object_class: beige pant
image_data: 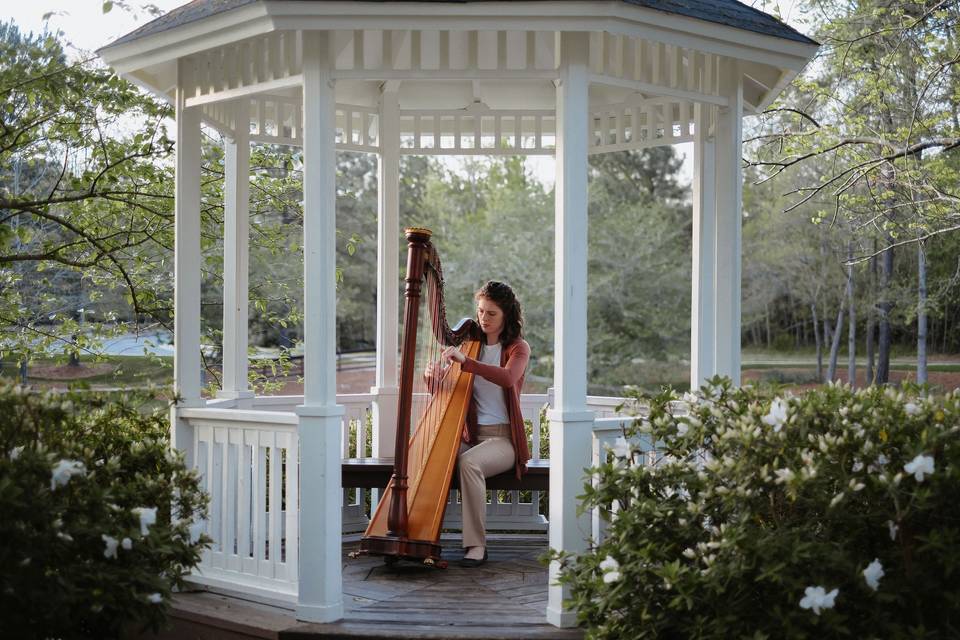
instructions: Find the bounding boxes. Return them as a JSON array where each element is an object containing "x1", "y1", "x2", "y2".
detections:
[{"x1": 458, "y1": 424, "x2": 516, "y2": 549}]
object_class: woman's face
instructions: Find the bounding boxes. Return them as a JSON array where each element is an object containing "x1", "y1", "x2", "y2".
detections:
[{"x1": 476, "y1": 297, "x2": 505, "y2": 343}]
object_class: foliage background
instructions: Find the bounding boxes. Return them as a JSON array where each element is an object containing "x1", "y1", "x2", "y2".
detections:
[
  {"x1": 551, "y1": 380, "x2": 960, "y2": 639},
  {"x1": 0, "y1": 384, "x2": 208, "y2": 639}
]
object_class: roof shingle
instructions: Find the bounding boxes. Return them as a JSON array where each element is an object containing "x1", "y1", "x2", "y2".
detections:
[{"x1": 102, "y1": 0, "x2": 816, "y2": 51}]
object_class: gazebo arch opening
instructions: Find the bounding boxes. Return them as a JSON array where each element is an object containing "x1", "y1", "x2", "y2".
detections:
[{"x1": 98, "y1": 0, "x2": 816, "y2": 628}]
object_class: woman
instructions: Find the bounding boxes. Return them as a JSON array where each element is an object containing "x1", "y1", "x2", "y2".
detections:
[{"x1": 432, "y1": 280, "x2": 531, "y2": 568}]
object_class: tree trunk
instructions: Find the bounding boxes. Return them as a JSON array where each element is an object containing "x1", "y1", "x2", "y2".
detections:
[
  {"x1": 823, "y1": 313, "x2": 832, "y2": 360},
  {"x1": 944, "y1": 299, "x2": 950, "y2": 353},
  {"x1": 847, "y1": 244, "x2": 856, "y2": 386},
  {"x1": 827, "y1": 295, "x2": 846, "y2": 382},
  {"x1": 866, "y1": 247, "x2": 877, "y2": 384},
  {"x1": 765, "y1": 302, "x2": 772, "y2": 349},
  {"x1": 876, "y1": 240, "x2": 894, "y2": 384},
  {"x1": 917, "y1": 243, "x2": 928, "y2": 384},
  {"x1": 811, "y1": 303, "x2": 823, "y2": 382}
]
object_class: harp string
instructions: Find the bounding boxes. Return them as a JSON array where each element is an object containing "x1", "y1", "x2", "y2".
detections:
[{"x1": 409, "y1": 266, "x2": 452, "y2": 490}]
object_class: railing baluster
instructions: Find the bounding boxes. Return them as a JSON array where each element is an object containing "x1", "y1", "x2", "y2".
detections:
[{"x1": 256, "y1": 431, "x2": 268, "y2": 575}]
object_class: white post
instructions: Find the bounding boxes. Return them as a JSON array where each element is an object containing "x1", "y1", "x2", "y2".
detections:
[
  {"x1": 690, "y1": 102, "x2": 717, "y2": 389},
  {"x1": 171, "y1": 63, "x2": 204, "y2": 468},
  {"x1": 296, "y1": 30, "x2": 345, "y2": 623},
  {"x1": 546, "y1": 31, "x2": 595, "y2": 629},
  {"x1": 714, "y1": 62, "x2": 743, "y2": 384},
  {"x1": 219, "y1": 99, "x2": 253, "y2": 406},
  {"x1": 370, "y1": 84, "x2": 400, "y2": 460}
]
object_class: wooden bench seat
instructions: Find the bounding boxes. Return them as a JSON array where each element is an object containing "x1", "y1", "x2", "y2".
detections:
[{"x1": 342, "y1": 458, "x2": 550, "y2": 492}]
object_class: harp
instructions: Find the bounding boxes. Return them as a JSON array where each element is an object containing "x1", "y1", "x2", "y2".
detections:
[{"x1": 359, "y1": 228, "x2": 481, "y2": 564}]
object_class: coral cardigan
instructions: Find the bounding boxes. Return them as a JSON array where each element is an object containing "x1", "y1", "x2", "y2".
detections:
[{"x1": 460, "y1": 338, "x2": 532, "y2": 479}]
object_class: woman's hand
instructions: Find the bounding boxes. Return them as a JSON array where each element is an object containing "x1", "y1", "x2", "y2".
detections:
[{"x1": 442, "y1": 345, "x2": 466, "y2": 364}]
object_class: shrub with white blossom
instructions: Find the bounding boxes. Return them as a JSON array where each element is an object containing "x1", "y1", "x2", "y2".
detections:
[
  {"x1": 549, "y1": 377, "x2": 960, "y2": 639},
  {"x1": 0, "y1": 384, "x2": 209, "y2": 639}
]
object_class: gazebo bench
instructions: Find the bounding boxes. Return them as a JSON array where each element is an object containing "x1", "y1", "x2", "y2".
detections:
[{"x1": 342, "y1": 458, "x2": 550, "y2": 492}]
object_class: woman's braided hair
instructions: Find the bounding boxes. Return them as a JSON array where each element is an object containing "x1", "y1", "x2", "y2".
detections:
[{"x1": 474, "y1": 280, "x2": 524, "y2": 345}]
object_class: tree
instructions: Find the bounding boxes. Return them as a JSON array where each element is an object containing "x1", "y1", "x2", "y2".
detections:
[
  {"x1": 749, "y1": 0, "x2": 960, "y2": 382},
  {"x1": 0, "y1": 22, "x2": 176, "y2": 365}
]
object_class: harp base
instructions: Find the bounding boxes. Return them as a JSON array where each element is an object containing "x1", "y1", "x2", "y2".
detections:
[{"x1": 358, "y1": 535, "x2": 444, "y2": 563}]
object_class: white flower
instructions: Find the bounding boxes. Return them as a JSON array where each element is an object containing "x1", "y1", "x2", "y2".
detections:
[
  {"x1": 102, "y1": 534, "x2": 119, "y2": 559},
  {"x1": 852, "y1": 460, "x2": 864, "y2": 473},
  {"x1": 121, "y1": 537, "x2": 132, "y2": 551},
  {"x1": 598, "y1": 555, "x2": 621, "y2": 583},
  {"x1": 903, "y1": 454, "x2": 935, "y2": 482},
  {"x1": 799, "y1": 586, "x2": 838, "y2": 615},
  {"x1": 134, "y1": 507, "x2": 158, "y2": 536},
  {"x1": 146, "y1": 593, "x2": 163, "y2": 604},
  {"x1": 762, "y1": 398, "x2": 788, "y2": 432},
  {"x1": 676, "y1": 422, "x2": 689, "y2": 437},
  {"x1": 876, "y1": 454, "x2": 888, "y2": 466},
  {"x1": 904, "y1": 402, "x2": 920, "y2": 416},
  {"x1": 682, "y1": 548, "x2": 696, "y2": 559},
  {"x1": 863, "y1": 559, "x2": 884, "y2": 591},
  {"x1": 829, "y1": 492, "x2": 845, "y2": 508},
  {"x1": 57, "y1": 532, "x2": 73, "y2": 542},
  {"x1": 887, "y1": 520, "x2": 898, "y2": 541},
  {"x1": 611, "y1": 437, "x2": 630, "y2": 459},
  {"x1": 50, "y1": 459, "x2": 86, "y2": 490},
  {"x1": 773, "y1": 468, "x2": 795, "y2": 484},
  {"x1": 599, "y1": 555, "x2": 620, "y2": 573},
  {"x1": 10, "y1": 446, "x2": 23, "y2": 461}
]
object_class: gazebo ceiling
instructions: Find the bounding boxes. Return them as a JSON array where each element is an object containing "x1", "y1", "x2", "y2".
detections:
[{"x1": 98, "y1": 0, "x2": 817, "y2": 154}]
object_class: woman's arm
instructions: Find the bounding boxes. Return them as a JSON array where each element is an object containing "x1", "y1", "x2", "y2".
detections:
[{"x1": 460, "y1": 340, "x2": 530, "y2": 389}]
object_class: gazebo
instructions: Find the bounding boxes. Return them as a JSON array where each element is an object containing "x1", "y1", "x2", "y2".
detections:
[{"x1": 98, "y1": 0, "x2": 816, "y2": 629}]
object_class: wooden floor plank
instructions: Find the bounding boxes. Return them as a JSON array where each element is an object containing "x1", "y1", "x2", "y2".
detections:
[{"x1": 147, "y1": 537, "x2": 583, "y2": 640}]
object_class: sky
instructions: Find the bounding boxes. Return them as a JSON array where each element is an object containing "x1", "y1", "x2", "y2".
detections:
[
  {"x1": 3, "y1": 0, "x2": 808, "y2": 189},
  {"x1": 3, "y1": 1, "x2": 185, "y2": 54}
]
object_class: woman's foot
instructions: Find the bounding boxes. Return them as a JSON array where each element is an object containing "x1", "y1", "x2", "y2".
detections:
[{"x1": 458, "y1": 546, "x2": 488, "y2": 567}]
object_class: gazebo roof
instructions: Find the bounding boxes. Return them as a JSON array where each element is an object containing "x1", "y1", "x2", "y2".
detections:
[
  {"x1": 98, "y1": 0, "x2": 818, "y2": 153},
  {"x1": 106, "y1": 0, "x2": 816, "y2": 50}
]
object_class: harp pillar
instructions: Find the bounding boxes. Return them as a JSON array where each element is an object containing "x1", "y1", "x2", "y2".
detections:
[
  {"x1": 546, "y1": 31, "x2": 594, "y2": 629},
  {"x1": 296, "y1": 30, "x2": 345, "y2": 624},
  {"x1": 218, "y1": 98, "x2": 253, "y2": 407},
  {"x1": 371, "y1": 83, "x2": 401, "y2": 460},
  {"x1": 713, "y1": 62, "x2": 743, "y2": 385}
]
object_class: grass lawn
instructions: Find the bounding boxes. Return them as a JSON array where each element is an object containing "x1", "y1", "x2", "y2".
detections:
[
  {"x1": 743, "y1": 361, "x2": 960, "y2": 373},
  {"x1": 1, "y1": 355, "x2": 173, "y2": 388}
]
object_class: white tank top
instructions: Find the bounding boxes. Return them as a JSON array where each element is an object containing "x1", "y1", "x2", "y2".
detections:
[{"x1": 473, "y1": 343, "x2": 510, "y2": 425}]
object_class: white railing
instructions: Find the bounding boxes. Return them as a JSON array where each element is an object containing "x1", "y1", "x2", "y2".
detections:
[
  {"x1": 181, "y1": 407, "x2": 299, "y2": 604},
  {"x1": 591, "y1": 408, "x2": 673, "y2": 544},
  {"x1": 179, "y1": 392, "x2": 638, "y2": 601},
  {"x1": 339, "y1": 394, "x2": 374, "y2": 533}
]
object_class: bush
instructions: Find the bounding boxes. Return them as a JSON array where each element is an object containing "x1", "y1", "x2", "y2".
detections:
[
  {"x1": 0, "y1": 384, "x2": 209, "y2": 639},
  {"x1": 551, "y1": 377, "x2": 960, "y2": 639}
]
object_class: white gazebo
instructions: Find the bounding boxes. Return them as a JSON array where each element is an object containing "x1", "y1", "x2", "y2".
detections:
[{"x1": 99, "y1": 0, "x2": 816, "y2": 628}]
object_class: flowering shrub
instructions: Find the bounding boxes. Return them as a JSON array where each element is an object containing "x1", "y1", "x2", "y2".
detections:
[
  {"x1": 550, "y1": 378, "x2": 960, "y2": 639},
  {"x1": 0, "y1": 385, "x2": 209, "y2": 639}
]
